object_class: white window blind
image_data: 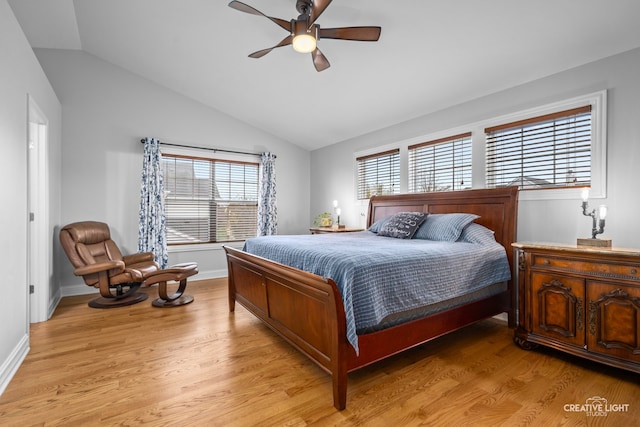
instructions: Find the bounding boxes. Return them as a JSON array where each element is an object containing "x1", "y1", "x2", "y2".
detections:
[
  {"x1": 162, "y1": 154, "x2": 259, "y2": 244},
  {"x1": 356, "y1": 149, "x2": 400, "y2": 199},
  {"x1": 408, "y1": 132, "x2": 472, "y2": 192},
  {"x1": 486, "y1": 105, "x2": 592, "y2": 190}
]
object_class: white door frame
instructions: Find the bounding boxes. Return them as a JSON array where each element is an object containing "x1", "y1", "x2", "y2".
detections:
[{"x1": 27, "y1": 94, "x2": 50, "y2": 323}]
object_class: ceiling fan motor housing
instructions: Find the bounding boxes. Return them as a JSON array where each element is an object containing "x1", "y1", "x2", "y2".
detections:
[
  {"x1": 296, "y1": 0, "x2": 313, "y2": 16},
  {"x1": 292, "y1": 18, "x2": 317, "y2": 37}
]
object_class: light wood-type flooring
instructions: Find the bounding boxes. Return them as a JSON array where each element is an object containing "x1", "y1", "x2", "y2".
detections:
[{"x1": 1, "y1": 278, "x2": 638, "y2": 426}]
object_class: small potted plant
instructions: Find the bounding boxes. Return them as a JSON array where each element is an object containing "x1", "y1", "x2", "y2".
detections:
[{"x1": 313, "y1": 212, "x2": 333, "y2": 227}]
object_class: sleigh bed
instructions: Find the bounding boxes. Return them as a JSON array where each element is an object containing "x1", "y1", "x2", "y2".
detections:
[{"x1": 224, "y1": 187, "x2": 518, "y2": 409}]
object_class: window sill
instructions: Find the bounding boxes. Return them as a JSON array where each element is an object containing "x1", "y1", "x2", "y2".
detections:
[
  {"x1": 167, "y1": 241, "x2": 245, "y2": 253},
  {"x1": 517, "y1": 186, "x2": 604, "y2": 201}
]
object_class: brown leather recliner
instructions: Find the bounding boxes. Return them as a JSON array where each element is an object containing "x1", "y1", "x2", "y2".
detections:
[{"x1": 60, "y1": 221, "x2": 198, "y2": 308}]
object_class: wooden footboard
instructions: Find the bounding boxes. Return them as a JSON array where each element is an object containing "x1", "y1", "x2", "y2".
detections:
[
  {"x1": 225, "y1": 245, "x2": 511, "y2": 410},
  {"x1": 224, "y1": 246, "x2": 350, "y2": 409}
]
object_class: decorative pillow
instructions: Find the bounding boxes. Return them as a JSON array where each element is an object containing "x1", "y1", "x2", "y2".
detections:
[
  {"x1": 377, "y1": 212, "x2": 428, "y2": 239},
  {"x1": 368, "y1": 216, "x2": 391, "y2": 233},
  {"x1": 413, "y1": 213, "x2": 479, "y2": 241},
  {"x1": 457, "y1": 222, "x2": 496, "y2": 244}
]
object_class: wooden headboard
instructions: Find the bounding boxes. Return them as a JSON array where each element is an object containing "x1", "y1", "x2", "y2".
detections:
[{"x1": 367, "y1": 187, "x2": 519, "y2": 272}]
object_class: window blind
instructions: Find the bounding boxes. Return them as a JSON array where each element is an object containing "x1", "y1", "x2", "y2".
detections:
[
  {"x1": 485, "y1": 106, "x2": 592, "y2": 190},
  {"x1": 408, "y1": 132, "x2": 472, "y2": 192},
  {"x1": 162, "y1": 154, "x2": 259, "y2": 244},
  {"x1": 356, "y1": 149, "x2": 400, "y2": 199}
]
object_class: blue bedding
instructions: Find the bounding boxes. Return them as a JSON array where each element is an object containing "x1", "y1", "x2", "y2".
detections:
[{"x1": 243, "y1": 230, "x2": 511, "y2": 354}]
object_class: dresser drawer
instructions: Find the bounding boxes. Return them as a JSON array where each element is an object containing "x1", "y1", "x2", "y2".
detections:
[{"x1": 531, "y1": 254, "x2": 640, "y2": 280}]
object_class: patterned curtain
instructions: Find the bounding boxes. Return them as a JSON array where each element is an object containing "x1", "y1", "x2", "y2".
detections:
[
  {"x1": 138, "y1": 137, "x2": 168, "y2": 268},
  {"x1": 257, "y1": 152, "x2": 277, "y2": 236}
]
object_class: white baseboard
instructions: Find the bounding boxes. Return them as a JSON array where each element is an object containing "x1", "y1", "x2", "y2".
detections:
[
  {"x1": 60, "y1": 283, "x2": 98, "y2": 297},
  {"x1": 48, "y1": 289, "x2": 62, "y2": 320},
  {"x1": 60, "y1": 269, "x2": 228, "y2": 297},
  {"x1": 0, "y1": 334, "x2": 29, "y2": 396},
  {"x1": 185, "y1": 268, "x2": 228, "y2": 282},
  {"x1": 493, "y1": 312, "x2": 508, "y2": 323}
]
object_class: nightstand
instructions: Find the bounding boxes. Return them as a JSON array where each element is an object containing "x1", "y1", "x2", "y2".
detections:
[
  {"x1": 512, "y1": 242, "x2": 640, "y2": 374},
  {"x1": 309, "y1": 227, "x2": 364, "y2": 234}
]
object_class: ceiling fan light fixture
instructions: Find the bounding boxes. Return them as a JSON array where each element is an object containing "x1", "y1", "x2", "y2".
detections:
[{"x1": 292, "y1": 33, "x2": 316, "y2": 53}]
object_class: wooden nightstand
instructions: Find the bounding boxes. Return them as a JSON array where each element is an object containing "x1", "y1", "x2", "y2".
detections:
[
  {"x1": 309, "y1": 227, "x2": 364, "y2": 234},
  {"x1": 512, "y1": 242, "x2": 640, "y2": 374}
]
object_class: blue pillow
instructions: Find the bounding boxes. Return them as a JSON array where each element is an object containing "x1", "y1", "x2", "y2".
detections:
[
  {"x1": 413, "y1": 213, "x2": 479, "y2": 241},
  {"x1": 378, "y1": 212, "x2": 428, "y2": 239},
  {"x1": 368, "y1": 216, "x2": 391, "y2": 233},
  {"x1": 457, "y1": 222, "x2": 496, "y2": 244}
]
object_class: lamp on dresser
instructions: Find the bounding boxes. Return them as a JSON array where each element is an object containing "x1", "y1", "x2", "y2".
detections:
[
  {"x1": 333, "y1": 199, "x2": 345, "y2": 229},
  {"x1": 578, "y1": 188, "x2": 611, "y2": 248}
]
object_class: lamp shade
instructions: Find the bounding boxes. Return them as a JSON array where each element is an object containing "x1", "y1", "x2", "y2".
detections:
[
  {"x1": 292, "y1": 33, "x2": 316, "y2": 53},
  {"x1": 581, "y1": 188, "x2": 589, "y2": 202},
  {"x1": 599, "y1": 205, "x2": 608, "y2": 219}
]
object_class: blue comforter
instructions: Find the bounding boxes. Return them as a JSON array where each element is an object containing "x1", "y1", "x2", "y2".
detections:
[{"x1": 243, "y1": 231, "x2": 510, "y2": 353}]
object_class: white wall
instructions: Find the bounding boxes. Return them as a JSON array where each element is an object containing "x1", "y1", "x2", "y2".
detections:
[
  {"x1": 0, "y1": 0, "x2": 62, "y2": 394},
  {"x1": 311, "y1": 47, "x2": 640, "y2": 248},
  {"x1": 33, "y1": 49, "x2": 310, "y2": 295}
]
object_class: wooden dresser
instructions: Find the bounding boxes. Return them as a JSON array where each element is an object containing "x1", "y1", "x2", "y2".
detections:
[{"x1": 512, "y1": 242, "x2": 640, "y2": 374}]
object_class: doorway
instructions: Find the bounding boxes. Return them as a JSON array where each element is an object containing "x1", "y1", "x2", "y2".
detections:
[{"x1": 27, "y1": 95, "x2": 50, "y2": 323}]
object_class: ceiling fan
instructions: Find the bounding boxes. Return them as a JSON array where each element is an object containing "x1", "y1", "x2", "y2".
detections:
[{"x1": 228, "y1": 0, "x2": 381, "y2": 72}]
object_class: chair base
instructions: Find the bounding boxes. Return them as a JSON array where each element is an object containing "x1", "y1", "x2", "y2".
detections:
[
  {"x1": 152, "y1": 294, "x2": 194, "y2": 307},
  {"x1": 88, "y1": 292, "x2": 149, "y2": 308},
  {"x1": 145, "y1": 262, "x2": 198, "y2": 308}
]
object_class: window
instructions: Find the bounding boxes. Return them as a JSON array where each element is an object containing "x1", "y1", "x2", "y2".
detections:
[
  {"x1": 351, "y1": 91, "x2": 605, "y2": 201},
  {"x1": 408, "y1": 132, "x2": 472, "y2": 192},
  {"x1": 162, "y1": 154, "x2": 259, "y2": 244},
  {"x1": 485, "y1": 106, "x2": 592, "y2": 190},
  {"x1": 356, "y1": 149, "x2": 400, "y2": 199}
]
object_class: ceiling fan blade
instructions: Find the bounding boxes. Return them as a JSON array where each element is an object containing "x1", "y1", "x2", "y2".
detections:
[
  {"x1": 228, "y1": 1, "x2": 291, "y2": 32},
  {"x1": 319, "y1": 26, "x2": 381, "y2": 42},
  {"x1": 309, "y1": 0, "x2": 333, "y2": 26},
  {"x1": 248, "y1": 35, "x2": 293, "y2": 58},
  {"x1": 311, "y1": 48, "x2": 330, "y2": 72}
]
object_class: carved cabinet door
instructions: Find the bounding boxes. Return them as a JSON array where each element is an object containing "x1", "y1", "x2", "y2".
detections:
[
  {"x1": 586, "y1": 280, "x2": 640, "y2": 363},
  {"x1": 531, "y1": 272, "x2": 586, "y2": 347}
]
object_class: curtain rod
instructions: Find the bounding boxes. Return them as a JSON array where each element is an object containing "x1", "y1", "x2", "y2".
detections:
[{"x1": 139, "y1": 139, "x2": 273, "y2": 158}]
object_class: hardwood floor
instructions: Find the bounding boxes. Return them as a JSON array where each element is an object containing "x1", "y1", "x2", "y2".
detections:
[{"x1": 1, "y1": 278, "x2": 638, "y2": 426}]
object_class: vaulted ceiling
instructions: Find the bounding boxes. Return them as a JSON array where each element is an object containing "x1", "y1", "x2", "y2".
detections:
[{"x1": 9, "y1": 0, "x2": 640, "y2": 150}]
